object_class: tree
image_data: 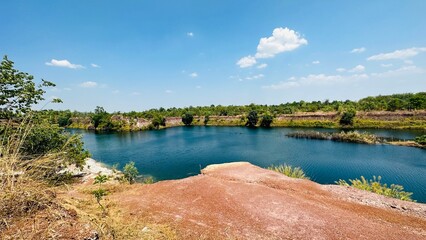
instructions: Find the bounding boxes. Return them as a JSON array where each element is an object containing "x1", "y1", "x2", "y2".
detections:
[
  {"x1": 91, "y1": 106, "x2": 112, "y2": 130},
  {"x1": 339, "y1": 109, "x2": 356, "y2": 126},
  {"x1": 0, "y1": 55, "x2": 56, "y2": 118},
  {"x1": 123, "y1": 161, "x2": 139, "y2": 184},
  {"x1": 182, "y1": 112, "x2": 193, "y2": 126},
  {"x1": 246, "y1": 110, "x2": 258, "y2": 127},
  {"x1": 260, "y1": 114, "x2": 273, "y2": 127},
  {"x1": 151, "y1": 115, "x2": 166, "y2": 129}
]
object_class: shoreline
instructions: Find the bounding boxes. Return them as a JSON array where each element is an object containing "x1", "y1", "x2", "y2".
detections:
[{"x1": 65, "y1": 158, "x2": 119, "y2": 182}]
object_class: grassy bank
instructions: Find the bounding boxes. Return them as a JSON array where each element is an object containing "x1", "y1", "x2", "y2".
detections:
[{"x1": 287, "y1": 130, "x2": 425, "y2": 149}]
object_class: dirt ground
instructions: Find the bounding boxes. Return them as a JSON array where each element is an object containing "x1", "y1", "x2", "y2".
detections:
[
  {"x1": 109, "y1": 162, "x2": 426, "y2": 239},
  {"x1": 4, "y1": 162, "x2": 425, "y2": 239}
]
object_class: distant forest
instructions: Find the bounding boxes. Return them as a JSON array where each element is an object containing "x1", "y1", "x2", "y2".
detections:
[{"x1": 36, "y1": 92, "x2": 426, "y2": 127}]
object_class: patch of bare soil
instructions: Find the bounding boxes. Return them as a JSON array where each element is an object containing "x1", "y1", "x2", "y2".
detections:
[{"x1": 112, "y1": 162, "x2": 426, "y2": 240}]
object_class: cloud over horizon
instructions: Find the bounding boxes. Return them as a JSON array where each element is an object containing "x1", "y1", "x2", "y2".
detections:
[
  {"x1": 237, "y1": 27, "x2": 307, "y2": 68},
  {"x1": 79, "y1": 81, "x2": 98, "y2": 88},
  {"x1": 46, "y1": 59, "x2": 84, "y2": 69},
  {"x1": 367, "y1": 47, "x2": 426, "y2": 61}
]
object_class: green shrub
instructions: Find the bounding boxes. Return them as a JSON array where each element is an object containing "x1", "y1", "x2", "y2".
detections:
[
  {"x1": 340, "y1": 109, "x2": 356, "y2": 126},
  {"x1": 181, "y1": 112, "x2": 194, "y2": 126},
  {"x1": 414, "y1": 135, "x2": 426, "y2": 145},
  {"x1": 123, "y1": 161, "x2": 139, "y2": 184},
  {"x1": 336, "y1": 176, "x2": 414, "y2": 201},
  {"x1": 260, "y1": 114, "x2": 273, "y2": 127},
  {"x1": 246, "y1": 110, "x2": 258, "y2": 127},
  {"x1": 268, "y1": 164, "x2": 309, "y2": 179}
]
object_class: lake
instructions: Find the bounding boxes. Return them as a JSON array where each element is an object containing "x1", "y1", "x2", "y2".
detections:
[{"x1": 69, "y1": 127, "x2": 426, "y2": 203}]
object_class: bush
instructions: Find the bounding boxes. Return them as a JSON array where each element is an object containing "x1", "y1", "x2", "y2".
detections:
[
  {"x1": 246, "y1": 110, "x2": 258, "y2": 127},
  {"x1": 181, "y1": 112, "x2": 193, "y2": 126},
  {"x1": 414, "y1": 135, "x2": 426, "y2": 145},
  {"x1": 151, "y1": 115, "x2": 166, "y2": 129},
  {"x1": 339, "y1": 109, "x2": 356, "y2": 126},
  {"x1": 268, "y1": 164, "x2": 309, "y2": 179},
  {"x1": 20, "y1": 121, "x2": 90, "y2": 168},
  {"x1": 260, "y1": 114, "x2": 273, "y2": 127},
  {"x1": 336, "y1": 176, "x2": 414, "y2": 201},
  {"x1": 204, "y1": 115, "x2": 210, "y2": 125},
  {"x1": 123, "y1": 161, "x2": 139, "y2": 184}
]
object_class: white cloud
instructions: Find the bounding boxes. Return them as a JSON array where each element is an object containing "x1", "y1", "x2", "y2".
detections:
[
  {"x1": 255, "y1": 27, "x2": 307, "y2": 59},
  {"x1": 367, "y1": 47, "x2": 426, "y2": 61},
  {"x1": 381, "y1": 63, "x2": 393, "y2": 68},
  {"x1": 189, "y1": 72, "x2": 198, "y2": 78},
  {"x1": 404, "y1": 60, "x2": 414, "y2": 65},
  {"x1": 263, "y1": 73, "x2": 368, "y2": 90},
  {"x1": 336, "y1": 68, "x2": 346, "y2": 72},
  {"x1": 195, "y1": 86, "x2": 202, "y2": 89},
  {"x1": 79, "y1": 81, "x2": 98, "y2": 88},
  {"x1": 91, "y1": 63, "x2": 100, "y2": 68},
  {"x1": 351, "y1": 47, "x2": 366, "y2": 53},
  {"x1": 236, "y1": 55, "x2": 257, "y2": 68},
  {"x1": 187, "y1": 32, "x2": 194, "y2": 37},
  {"x1": 370, "y1": 66, "x2": 423, "y2": 78},
  {"x1": 236, "y1": 27, "x2": 307, "y2": 68},
  {"x1": 312, "y1": 60, "x2": 320, "y2": 64},
  {"x1": 245, "y1": 74, "x2": 264, "y2": 80},
  {"x1": 257, "y1": 63, "x2": 268, "y2": 69},
  {"x1": 46, "y1": 59, "x2": 84, "y2": 69},
  {"x1": 348, "y1": 65, "x2": 365, "y2": 73},
  {"x1": 165, "y1": 90, "x2": 173, "y2": 93}
]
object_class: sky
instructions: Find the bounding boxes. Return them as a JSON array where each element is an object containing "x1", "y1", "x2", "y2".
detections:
[{"x1": 1, "y1": 0, "x2": 425, "y2": 112}]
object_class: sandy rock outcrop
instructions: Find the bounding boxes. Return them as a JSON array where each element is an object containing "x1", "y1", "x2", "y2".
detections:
[{"x1": 112, "y1": 162, "x2": 426, "y2": 239}]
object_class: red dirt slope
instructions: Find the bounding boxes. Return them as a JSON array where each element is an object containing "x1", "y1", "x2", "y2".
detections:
[{"x1": 114, "y1": 162, "x2": 426, "y2": 239}]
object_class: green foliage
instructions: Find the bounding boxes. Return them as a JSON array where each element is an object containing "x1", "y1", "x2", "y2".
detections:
[
  {"x1": 260, "y1": 114, "x2": 273, "y2": 127},
  {"x1": 38, "y1": 92, "x2": 426, "y2": 130},
  {"x1": 151, "y1": 115, "x2": 166, "y2": 129},
  {"x1": 246, "y1": 110, "x2": 258, "y2": 127},
  {"x1": 142, "y1": 176, "x2": 155, "y2": 184},
  {"x1": 287, "y1": 131, "x2": 380, "y2": 144},
  {"x1": 268, "y1": 164, "x2": 309, "y2": 179},
  {"x1": 181, "y1": 112, "x2": 194, "y2": 126},
  {"x1": 203, "y1": 115, "x2": 210, "y2": 125},
  {"x1": 0, "y1": 55, "x2": 56, "y2": 118},
  {"x1": 91, "y1": 106, "x2": 112, "y2": 130},
  {"x1": 94, "y1": 174, "x2": 109, "y2": 185},
  {"x1": 19, "y1": 121, "x2": 90, "y2": 167},
  {"x1": 123, "y1": 161, "x2": 139, "y2": 184},
  {"x1": 339, "y1": 109, "x2": 356, "y2": 126},
  {"x1": 336, "y1": 176, "x2": 414, "y2": 201},
  {"x1": 414, "y1": 135, "x2": 426, "y2": 145}
]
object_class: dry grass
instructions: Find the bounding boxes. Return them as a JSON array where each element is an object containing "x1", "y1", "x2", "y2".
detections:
[
  {"x1": 61, "y1": 182, "x2": 177, "y2": 239},
  {"x1": 1, "y1": 118, "x2": 177, "y2": 239}
]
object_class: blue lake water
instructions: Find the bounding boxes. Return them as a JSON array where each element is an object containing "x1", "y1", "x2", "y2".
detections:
[{"x1": 69, "y1": 127, "x2": 426, "y2": 203}]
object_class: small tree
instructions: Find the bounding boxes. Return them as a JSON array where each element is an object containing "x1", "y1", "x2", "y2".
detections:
[
  {"x1": 152, "y1": 115, "x2": 166, "y2": 129},
  {"x1": 339, "y1": 109, "x2": 356, "y2": 126},
  {"x1": 0, "y1": 55, "x2": 56, "y2": 118},
  {"x1": 92, "y1": 174, "x2": 109, "y2": 213},
  {"x1": 204, "y1": 115, "x2": 210, "y2": 125},
  {"x1": 260, "y1": 114, "x2": 273, "y2": 127},
  {"x1": 123, "y1": 161, "x2": 139, "y2": 184},
  {"x1": 91, "y1": 106, "x2": 111, "y2": 129},
  {"x1": 246, "y1": 110, "x2": 258, "y2": 127},
  {"x1": 182, "y1": 112, "x2": 194, "y2": 126}
]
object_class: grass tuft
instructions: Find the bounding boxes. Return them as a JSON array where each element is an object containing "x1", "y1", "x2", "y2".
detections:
[
  {"x1": 336, "y1": 176, "x2": 414, "y2": 202},
  {"x1": 268, "y1": 164, "x2": 309, "y2": 179}
]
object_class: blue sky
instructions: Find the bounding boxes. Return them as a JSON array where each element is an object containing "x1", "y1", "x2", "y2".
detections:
[{"x1": 1, "y1": 0, "x2": 425, "y2": 112}]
